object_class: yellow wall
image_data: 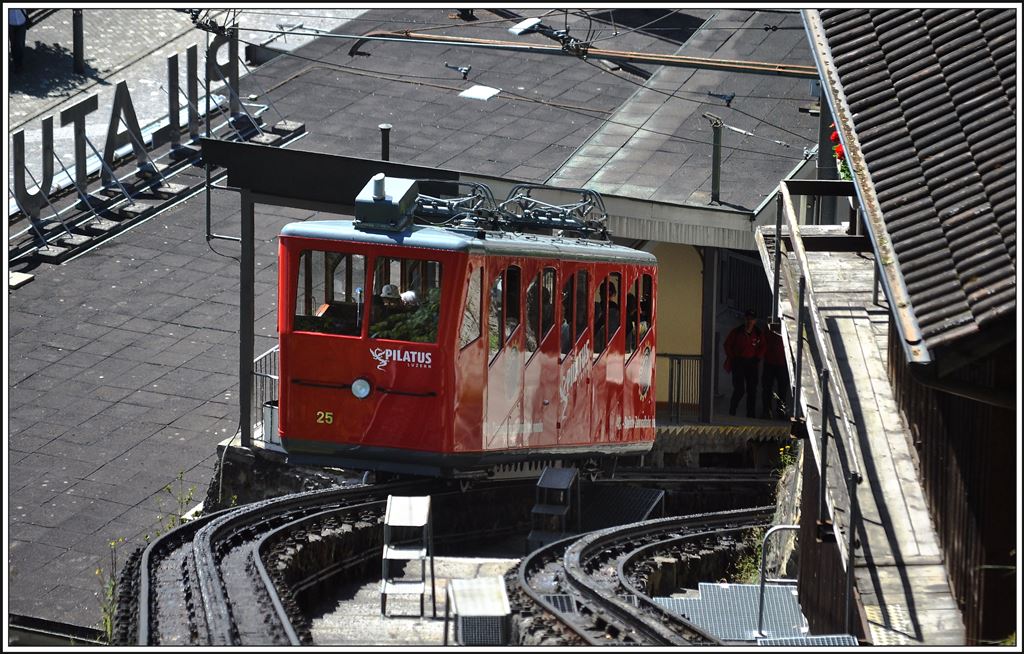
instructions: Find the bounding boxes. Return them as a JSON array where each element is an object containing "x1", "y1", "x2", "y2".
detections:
[{"x1": 652, "y1": 243, "x2": 703, "y2": 402}]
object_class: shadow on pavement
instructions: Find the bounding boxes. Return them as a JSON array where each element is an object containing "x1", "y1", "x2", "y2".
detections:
[{"x1": 9, "y1": 40, "x2": 110, "y2": 99}]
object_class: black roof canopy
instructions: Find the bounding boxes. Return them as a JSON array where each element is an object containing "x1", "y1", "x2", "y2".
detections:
[{"x1": 807, "y1": 8, "x2": 1016, "y2": 360}]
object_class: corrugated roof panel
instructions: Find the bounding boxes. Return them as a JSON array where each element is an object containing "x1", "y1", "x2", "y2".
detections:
[{"x1": 816, "y1": 8, "x2": 1016, "y2": 352}]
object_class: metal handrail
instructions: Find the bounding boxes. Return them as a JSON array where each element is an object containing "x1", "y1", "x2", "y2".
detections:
[
  {"x1": 757, "y1": 524, "x2": 800, "y2": 636},
  {"x1": 252, "y1": 344, "x2": 280, "y2": 443},
  {"x1": 778, "y1": 183, "x2": 863, "y2": 482},
  {"x1": 775, "y1": 181, "x2": 865, "y2": 632}
]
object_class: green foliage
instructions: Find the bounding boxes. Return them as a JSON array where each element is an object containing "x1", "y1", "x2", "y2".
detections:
[
  {"x1": 730, "y1": 527, "x2": 766, "y2": 584},
  {"x1": 370, "y1": 288, "x2": 442, "y2": 342},
  {"x1": 95, "y1": 536, "x2": 126, "y2": 643},
  {"x1": 777, "y1": 443, "x2": 796, "y2": 471},
  {"x1": 94, "y1": 471, "x2": 198, "y2": 643},
  {"x1": 150, "y1": 470, "x2": 198, "y2": 539}
]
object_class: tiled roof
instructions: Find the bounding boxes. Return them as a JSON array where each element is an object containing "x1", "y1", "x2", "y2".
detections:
[{"x1": 813, "y1": 9, "x2": 1016, "y2": 353}]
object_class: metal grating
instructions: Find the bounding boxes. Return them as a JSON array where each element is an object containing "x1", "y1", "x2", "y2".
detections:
[
  {"x1": 758, "y1": 634, "x2": 859, "y2": 646},
  {"x1": 457, "y1": 616, "x2": 510, "y2": 646},
  {"x1": 816, "y1": 8, "x2": 1016, "y2": 352},
  {"x1": 655, "y1": 583, "x2": 807, "y2": 641},
  {"x1": 543, "y1": 594, "x2": 577, "y2": 613}
]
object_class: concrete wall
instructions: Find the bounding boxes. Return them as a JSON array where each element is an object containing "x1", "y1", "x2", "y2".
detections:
[{"x1": 652, "y1": 242, "x2": 703, "y2": 403}]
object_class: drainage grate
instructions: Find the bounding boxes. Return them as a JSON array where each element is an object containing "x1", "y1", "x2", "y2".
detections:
[
  {"x1": 758, "y1": 634, "x2": 859, "y2": 646},
  {"x1": 543, "y1": 594, "x2": 577, "y2": 613},
  {"x1": 458, "y1": 615, "x2": 510, "y2": 646}
]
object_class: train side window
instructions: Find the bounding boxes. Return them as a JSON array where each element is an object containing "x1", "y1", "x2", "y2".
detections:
[
  {"x1": 369, "y1": 256, "x2": 443, "y2": 343},
  {"x1": 489, "y1": 273, "x2": 503, "y2": 362},
  {"x1": 541, "y1": 268, "x2": 555, "y2": 341},
  {"x1": 525, "y1": 275, "x2": 539, "y2": 354},
  {"x1": 574, "y1": 270, "x2": 589, "y2": 347},
  {"x1": 459, "y1": 266, "x2": 482, "y2": 350},
  {"x1": 639, "y1": 274, "x2": 653, "y2": 344},
  {"x1": 505, "y1": 266, "x2": 521, "y2": 343},
  {"x1": 294, "y1": 250, "x2": 366, "y2": 336},
  {"x1": 594, "y1": 271, "x2": 621, "y2": 357},
  {"x1": 560, "y1": 274, "x2": 574, "y2": 359},
  {"x1": 607, "y1": 271, "x2": 621, "y2": 340},
  {"x1": 626, "y1": 277, "x2": 640, "y2": 355}
]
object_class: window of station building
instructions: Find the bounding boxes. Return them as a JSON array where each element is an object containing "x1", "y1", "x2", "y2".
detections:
[
  {"x1": 594, "y1": 271, "x2": 622, "y2": 357},
  {"x1": 369, "y1": 255, "x2": 443, "y2": 343},
  {"x1": 294, "y1": 250, "x2": 366, "y2": 336},
  {"x1": 459, "y1": 266, "x2": 482, "y2": 350}
]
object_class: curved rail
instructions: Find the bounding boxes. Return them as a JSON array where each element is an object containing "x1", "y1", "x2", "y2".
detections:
[
  {"x1": 563, "y1": 506, "x2": 773, "y2": 645},
  {"x1": 516, "y1": 506, "x2": 774, "y2": 645},
  {"x1": 138, "y1": 479, "x2": 436, "y2": 646}
]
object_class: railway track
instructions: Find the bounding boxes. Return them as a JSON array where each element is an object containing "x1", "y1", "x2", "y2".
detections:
[
  {"x1": 114, "y1": 474, "x2": 774, "y2": 646},
  {"x1": 115, "y1": 478, "x2": 536, "y2": 646},
  {"x1": 124, "y1": 479, "x2": 442, "y2": 646},
  {"x1": 512, "y1": 506, "x2": 774, "y2": 646}
]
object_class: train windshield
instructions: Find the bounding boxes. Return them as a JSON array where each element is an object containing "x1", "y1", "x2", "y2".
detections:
[
  {"x1": 294, "y1": 250, "x2": 366, "y2": 336},
  {"x1": 369, "y1": 256, "x2": 443, "y2": 343}
]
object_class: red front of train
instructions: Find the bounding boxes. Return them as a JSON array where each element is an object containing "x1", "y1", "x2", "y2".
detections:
[{"x1": 276, "y1": 219, "x2": 657, "y2": 477}]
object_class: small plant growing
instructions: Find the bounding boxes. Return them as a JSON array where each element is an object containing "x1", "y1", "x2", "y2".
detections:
[
  {"x1": 777, "y1": 443, "x2": 796, "y2": 470},
  {"x1": 95, "y1": 536, "x2": 126, "y2": 643},
  {"x1": 149, "y1": 470, "x2": 199, "y2": 539},
  {"x1": 729, "y1": 526, "x2": 766, "y2": 584}
]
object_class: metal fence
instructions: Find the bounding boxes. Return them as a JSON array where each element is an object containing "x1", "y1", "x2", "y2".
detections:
[
  {"x1": 658, "y1": 353, "x2": 701, "y2": 424},
  {"x1": 252, "y1": 344, "x2": 279, "y2": 446}
]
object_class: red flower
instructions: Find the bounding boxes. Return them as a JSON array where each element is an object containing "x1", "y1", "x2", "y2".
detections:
[
  {"x1": 830, "y1": 130, "x2": 839, "y2": 143},
  {"x1": 834, "y1": 143, "x2": 845, "y2": 159}
]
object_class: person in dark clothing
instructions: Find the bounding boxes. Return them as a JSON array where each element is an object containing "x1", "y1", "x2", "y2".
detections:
[
  {"x1": 723, "y1": 309, "x2": 765, "y2": 418},
  {"x1": 762, "y1": 327, "x2": 790, "y2": 419},
  {"x1": 9, "y1": 8, "x2": 28, "y2": 73}
]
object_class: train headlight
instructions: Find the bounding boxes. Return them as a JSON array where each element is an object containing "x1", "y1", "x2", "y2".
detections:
[{"x1": 351, "y1": 378, "x2": 372, "y2": 399}]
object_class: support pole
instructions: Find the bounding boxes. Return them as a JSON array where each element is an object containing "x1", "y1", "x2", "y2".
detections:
[
  {"x1": 702, "y1": 112, "x2": 724, "y2": 204},
  {"x1": 792, "y1": 276, "x2": 807, "y2": 419},
  {"x1": 818, "y1": 369, "x2": 831, "y2": 522},
  {"x1": 239, "y1": 190, "x2": 255, "y2": 449},
  {"x1": 845, "y1": 472, "x2": 862, "y2": 633},
  {"x1": 771, "y1": 192, "x2": 783, "y2": 326},
  {"x1": 379, "y1": 123, "x2": 392, "y2": 161},
  {"x1": 699, "y1": 246, "x2": 718, "y2": 423},
  {"x1": 73, "y1": 10, "x2": 85, "y2": 74}
]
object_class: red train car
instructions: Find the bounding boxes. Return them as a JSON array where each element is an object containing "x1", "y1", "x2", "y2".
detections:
[{"x1": 276, "y1": 177, "x2": 657, "y2": 477}]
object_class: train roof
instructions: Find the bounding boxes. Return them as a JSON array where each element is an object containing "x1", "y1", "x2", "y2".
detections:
[{"x1": 281, "y1": 220, "x2": 657, "y2": 265}]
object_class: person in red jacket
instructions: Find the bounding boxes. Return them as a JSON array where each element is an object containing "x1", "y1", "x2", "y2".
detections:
[
  {"x1": 762, "y1": 327, "x2": 789, "y2": 419},
  {"x1": 723, "y1": 309, "x2": 765, "y2": 418}
]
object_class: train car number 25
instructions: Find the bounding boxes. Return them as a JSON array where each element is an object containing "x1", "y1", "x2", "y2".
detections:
[{"x1": 316, "y1": 411, "x2": 334, "y2": 424}]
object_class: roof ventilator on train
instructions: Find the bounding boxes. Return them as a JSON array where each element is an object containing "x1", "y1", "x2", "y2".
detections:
[{"x1": 354, "y1": 173, "x2": 610, "y2": 240}]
